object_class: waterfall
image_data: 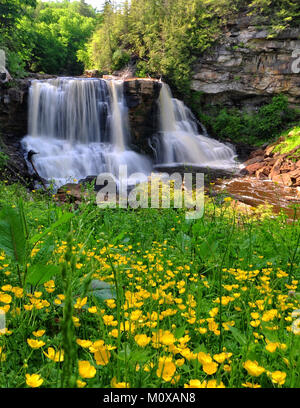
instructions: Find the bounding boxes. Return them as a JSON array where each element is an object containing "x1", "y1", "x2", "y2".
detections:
[
  {"x1": 21, "y1": 77, "x2": 239, "y2": 189},
  {"x1": 22, "y1": 77, "x2": 151, "y2": 187},
  {"x1": 157, "y1": 83, "x2": 238, "y2": 168}
]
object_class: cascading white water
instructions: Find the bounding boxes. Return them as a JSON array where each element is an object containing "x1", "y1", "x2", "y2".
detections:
[
  {"x1": 22, "y1": 77, "x2": 151, "y2": 187},
  {"x1": 157, "y1": 83, "x2": 238, "y2": 168},
  {"x1": 21, "y1": 77, "x2": 239, "y2": 189}
]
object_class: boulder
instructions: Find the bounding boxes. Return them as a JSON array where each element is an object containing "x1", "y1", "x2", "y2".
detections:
[{"x1": 245, "y1": 161, "x2": 265, "y2": 174}]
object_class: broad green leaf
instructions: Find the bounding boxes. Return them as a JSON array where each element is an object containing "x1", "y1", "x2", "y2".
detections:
[
  {"x1": 227, "y1": 325, "x2": 247, "y2": 346},
  {"x1": 88, "y1": 280, "x2": 116, "y2": 301},
  {"x1": 31, "y1": 236, "x2": 55, "y2": 265},
  {"x1": 26, "y1": 264, "x2": 60, "y2": 286},
  {"x1": 0, "y1": 207, "x2": 26, "y2": 265}
]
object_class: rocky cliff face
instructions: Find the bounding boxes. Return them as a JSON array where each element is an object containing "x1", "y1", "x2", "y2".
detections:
[
  {"x1": 124, "y1": 79, "x2": 161, "y2": 156},
  {"x1": 0, "y1": 79, "x2": 30, "y2": 181},
  {"x1": 191, "y1": 16, "x2": 300, "y2": 110}
]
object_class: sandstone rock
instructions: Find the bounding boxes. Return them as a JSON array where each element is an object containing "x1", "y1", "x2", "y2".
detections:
[
  {"x1": 249, "y1": 149, "x2": 265, "y2": 159},
  {"x1": 271, "y1": 173, "x2": 293, "y2": 186},
  {"x1": 245, "y1": 162, "x2": 265, "y2": 174},
  {"x1": 256, "y1": 166, "x2": 271, "y2": 179},
  {"x1": 244, "y1": 155, "x2": 264, "y2": 166},
  {"x1": 269, "y1": 157, "x2": 284, "y2": 179},
  {"x1": 191, "y1": 18, "x2": 300, "y2": 110},
  {"x1": 280, "y1": 162, "x2": 296, "y2": 173}
]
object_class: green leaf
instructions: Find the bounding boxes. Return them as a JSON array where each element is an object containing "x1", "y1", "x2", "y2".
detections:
[
  {"x1": 26, "y1": 264, "x2": 60, "y2": 286},
  {"x1": 88, "y1": 280, "x2": 116, "y2": 301},
  {"x1": 30, "y1": 213, "x2": 74, "y2": 246},
  {"x1": 0, "y1": 207, "x2": 26, "y2": 265},
  {"x1": 227, "y1": 325, "x2": 247, "y2": 346},
  {"x1": 31, "y1": 236, "x2": 55, "y2": 265},
  {"x1": 175, "y1": 326, "x2": 186, "y2": 339}
]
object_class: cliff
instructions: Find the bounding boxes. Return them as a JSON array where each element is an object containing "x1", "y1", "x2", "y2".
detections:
[{"x1": 191, "y1": 16, "x2": 300, "y2": 110}]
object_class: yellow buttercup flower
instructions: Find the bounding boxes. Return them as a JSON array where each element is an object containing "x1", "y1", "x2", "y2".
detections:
[
  {"x1": 134, "y1": 334, "x2": 151, "y2": 347},
  {"x1": 94, "y1": 348, "x2": 111, "y2": 366},
  {"x1": 25, "y1": 374, "x2": 43, "y2": 388},
  {"x1": 197, "y1": 352, "x2": 212, "y2": 365},
  {"x1": 203, "y1": 362, "x2": 218, "y2": 375},
  {"x1": 111, "y1": 377, "x2": 130, "y2": 388},
  {"x1": 78, "y1": 361, "x2": 96, "y2": 379},
  {"x1": 269, "y1": 371, "x2": 286, "y2": 385},
  {"x1": 32, "y1": 330, "x2": 45, "y2": 338},
  {"x1": 242, "y1": 382, "x2": 261, "y2": 388},
  {"x1": 184, "y1": 379, "x2": 206, "y2": 388},
  {"x1": 156, "y1": 357, "x2": 176, "y2": 382},
  {"x1": 77, "y1": 379, "x2": 86, "y2": 388},
  {"x1": 74, "y1": 297, "x2": 87, "y2": 309},
  {"x1": 43, "y1": 347, "x2": 64, "y2": 362},
  {"x1": 27, "y1": 339, "x2": 45, "y2": 349},
  {"x1": 243, "y1": 360, "x2": 265, "y2": 377},
  {"x1": 76, "y1": 339, "x2": 93, "y2": 348}
]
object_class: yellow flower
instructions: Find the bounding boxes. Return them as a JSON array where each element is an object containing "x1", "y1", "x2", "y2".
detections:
[
  {"x1": 78, "y1": 361, "x2": 96, "y2": 379},
  {"x1": 27, "y1": 339, "x2": 45, "y2": 349},
  {"x1": 43, "y1": 347, "x2": 64, "y2": 362},
  {"x1": 94, "y1": 347, "x2": 111, "y2": 366},
  {"x1": 134, "y1": 334, "x2": 151, "y2": 347},
  {"x1": 242, "y1": 382, "x2": 261, "y2": 388},
  {"x1": 0, "y1": 346, "x2": 6, "y2": 362},
  {"x1": 25, "y1": 374, "x2": 43, "y2": 388},
  {"x1": 269, "y1": 371, "x2": 286, "y2": 385},
  {"x1": 77, "y1": 379, "x2": 86, "y2": 388},
  {"x1": 32, "y1": 330, "x2": 45, "y2": 338},
  {"x1": 88, "y1": 306, "x2": 97, "y2": 314},
  {"x1": 74, "y1": 297, "x2": 87, "y2": 309},
  {"x1": 184, "y1": 379, "x2": 206, "y2": 388},
  {"x1": 243, "y1": 360, "x2": 265, "y2": 377},
  {"x1": 156, "y1": 357, "x2": 177, "y2": 382},
  {"x1": 206, "y1": 379, "x2": 225, "y2": 388},
  {"x1": 160, "y1": 331, "x2": 175, "y2": 346},
  {"x1": 203, "y1": 362, "x2": 218, "y2": 375},
  {"x1": 197, "y1": 352, "x2": 212, "y2": 365},
  {"x1": 266, "y1": 342, "x2": 278, "y2": 353},
  {"x1": 72, "y1": 316, "x2": 80, "y2": 327},
  {"x1": 76, "y1": 339, "x2": 93, "y2": 348},
  {"x1": 0, "y1": 293, "x2": 12, "y2": 304},
  {"x1": 175, "y1": 358, "x2": 185, "y2": 367},
  {"x1": 213, "y1": 352, "x2": 232, "y2": 364},
  {"x1": 111, "y1": 376, "x2": 130, "y2": 388}
]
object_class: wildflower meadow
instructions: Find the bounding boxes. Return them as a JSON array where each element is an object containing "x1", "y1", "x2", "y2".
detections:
[{"x1": 0, "y1": 181, "x2": 299, "y2": 389}]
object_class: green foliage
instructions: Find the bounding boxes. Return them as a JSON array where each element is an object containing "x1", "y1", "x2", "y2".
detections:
[
  {"x1": 0, "y1": 180, "x2": 299, "y2": 388},
  {"x1": 0, "y1": 198, "x2": 74, "y2": 287},
  {"x1": 273, "y1": 126, "x2": 300, "y2": 154},
  {"x1": 0, "y1": 205, "x2": 27, "y2": 265},
  {"x1": 83, "y1": 0, "x2": 300, "y2": 93},
  {"x1": 0, "y1": 0, "x2": 97, "y2": 77},
  {"x1": 195, "y1": 95, "x2": 298, "y2": 145},
  {"x1": 0, "y1": 151, "x2": 9, "y2": 170}
]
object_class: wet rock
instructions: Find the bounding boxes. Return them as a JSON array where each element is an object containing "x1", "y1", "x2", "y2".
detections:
[
  {"x1": 244, "y1": 155, "x2": 264, "y2": 166},
  {"x1": 56, "y1": 183, "x2": 91, "y2": 204},
  {"x1": 123, "y1": 79, "x2": 162, "y2": 156}
]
